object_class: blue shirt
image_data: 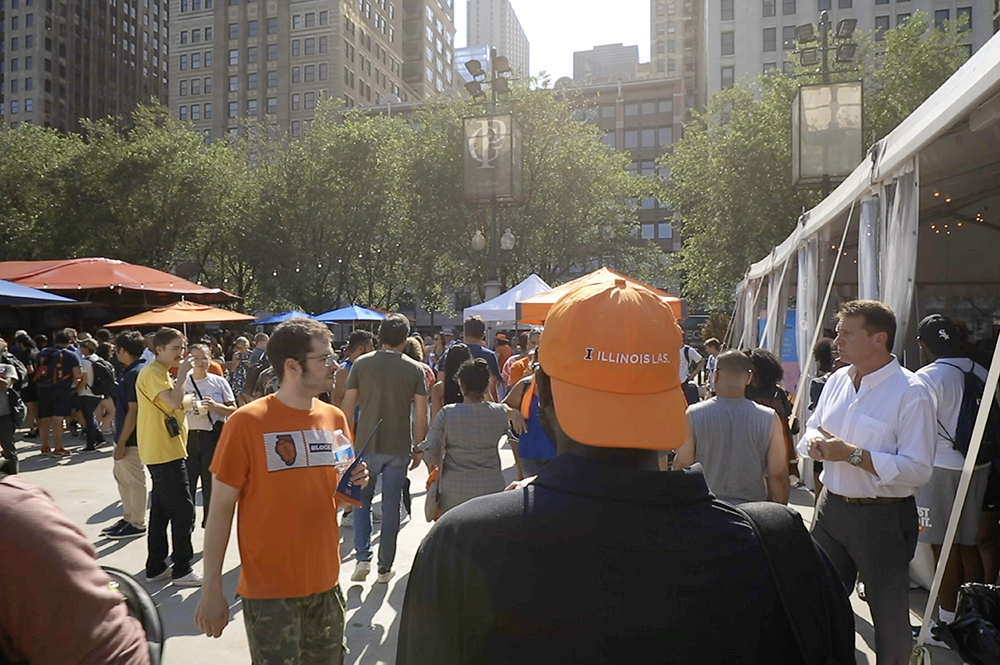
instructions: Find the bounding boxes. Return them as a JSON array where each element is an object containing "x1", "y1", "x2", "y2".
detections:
[
  {"x1": 114, "y1": 359, "x2": 146, "y2": 447},
  {"x1": 517, "y1": 393, "x2": 556, "y2": 461},
  {"x1": 438, "y1": 343, "x2": 500, "y2": 378}
]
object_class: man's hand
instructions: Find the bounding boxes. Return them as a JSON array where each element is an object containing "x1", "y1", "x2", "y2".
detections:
[
  {"x1": 409, "y1": 449, "x2": 423, "y2": 471},
  {"x1": 194, "y1": 586, "x2": 230, "y2": 638},
  {"x1": 178, "y1": 358, "x2": 194, "y2": 377},
  {"x1": 504, "y1": 476, "x2": 537, "y2": 491},
  {"x1": 112, "y1": 444, "x2": 126, "y2": 461},
  {"x1": 349, "y1": 460, "x2": 370, "y2": 488},
  {"x1": 813, "y1": 427, "x2": 856, "y2": 462}
]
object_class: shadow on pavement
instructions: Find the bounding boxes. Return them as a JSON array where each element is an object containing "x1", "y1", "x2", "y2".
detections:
[
  {"x1": 148, "y1": 566, "x2": 243, "y2": 639},
  {"x1": 87, "y1": 500, "x2": 123, "y2": 525}
]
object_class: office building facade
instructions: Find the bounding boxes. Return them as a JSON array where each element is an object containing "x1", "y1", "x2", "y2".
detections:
[
  {"x1": 170, "y1": 0, "x2": 419, "y2": 142},
  {"x1": 568, "y1": 77, "x2": 685, "y2": 252},
  {"x1": 0, "y1": 0, "x2": 169, "y2": 131},
  {"x1": 573, "y1": 43, "x2": 640, "y2": 84},
  {"x1": 466, "y1": 0, "x2": 528, "y2": 77},
  {"x1": 650, "y1": 0, "x2": 705, "y2": 115},
  {"x1": 401, "y1": 0, "x2": 455, "y2": 98},
  {"x1": 703, "y1": 0, "x2": 995, "y2": 103}
]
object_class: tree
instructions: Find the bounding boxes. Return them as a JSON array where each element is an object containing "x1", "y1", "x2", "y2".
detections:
[{"x1": 664, "y1": 12, "x2": 969, "y2": 309}]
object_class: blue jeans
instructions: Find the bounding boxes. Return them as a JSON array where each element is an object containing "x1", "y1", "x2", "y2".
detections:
[{"x1": 354, "y1": 452, "x2": 408, "y2": 570}]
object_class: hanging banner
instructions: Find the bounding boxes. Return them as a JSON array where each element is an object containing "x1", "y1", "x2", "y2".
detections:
[
  {"x1": 463, "y1": 113, "x2": 523, "y2": 203},
  {"x1": 792, "y1": 81, "x2": 863, "y2": 187}
]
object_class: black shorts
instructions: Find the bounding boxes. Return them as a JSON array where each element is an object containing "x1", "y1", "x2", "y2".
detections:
[
  {"x1": 37, "y1": 386, "x2": 73, "y2": 419},
  {"x1": 983, "y1": 466, "x2": 1000, "y2": 513},
  {"x1": 21, "y1": 382, "x2": 37, "y2": 402}
]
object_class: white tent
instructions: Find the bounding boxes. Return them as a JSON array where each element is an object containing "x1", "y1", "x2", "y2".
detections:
[
  {"x1": 463, "y1": 274, "x2": 552, "y2": 322},
  {"x1": 735, "y1": 30, "x2": 1000, "y2": 654}
]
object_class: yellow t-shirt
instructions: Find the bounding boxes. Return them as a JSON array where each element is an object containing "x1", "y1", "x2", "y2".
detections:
[{"x1": 135, "y1": 360, "x2": 188, "y2": 465}]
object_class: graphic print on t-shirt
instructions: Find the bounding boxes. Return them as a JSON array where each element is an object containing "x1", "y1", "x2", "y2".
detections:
[{"x1": 263, "y1": 429, "x2": 340, "y2": 472}]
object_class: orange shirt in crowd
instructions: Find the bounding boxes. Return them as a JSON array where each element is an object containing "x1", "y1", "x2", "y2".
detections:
[
  {"x1": 208, "y1": 360, "x2": 225, "y2": 377},
  {"x1": 210, "y1": 394, "x2": 350, "y2": 599},
  {"x1": 508, "y1": 356, "x2": 531, "y2": 388}
]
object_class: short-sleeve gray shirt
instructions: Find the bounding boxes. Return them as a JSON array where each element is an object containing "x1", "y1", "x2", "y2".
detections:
[{"x1": 345, "y1": 350, "x2": 427, "y2": 456}]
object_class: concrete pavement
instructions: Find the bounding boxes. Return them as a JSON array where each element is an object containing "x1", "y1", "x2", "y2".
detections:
[{"x1": 11, "y1": 434, "x2": 964, "y2": 664}]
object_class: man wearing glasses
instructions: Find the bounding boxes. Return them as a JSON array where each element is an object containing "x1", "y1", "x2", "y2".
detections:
[
  {"x1": 342, "y1": 313, "x2": 429, "y2": 584},
  {"x1": 195, "y1": 318, "x2": 370, "y2": 662}
]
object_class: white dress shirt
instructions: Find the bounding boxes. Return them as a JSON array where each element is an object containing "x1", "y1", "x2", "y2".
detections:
[
  {"x1": 798, "y1": 357, "x2": 935, "y2": 498},
  {"x1": 916, "y1": 357, "x2": 993, "y2": 472}
]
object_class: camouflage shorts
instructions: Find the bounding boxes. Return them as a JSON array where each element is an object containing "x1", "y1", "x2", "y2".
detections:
[{"x1": 242, "y1": 585, "x2": 347, "y2": 665}]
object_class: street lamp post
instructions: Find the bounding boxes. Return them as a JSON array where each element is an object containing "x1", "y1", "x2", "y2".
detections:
[{"x1": 463, "y1": 50, "x2": 521, "y2": 300}]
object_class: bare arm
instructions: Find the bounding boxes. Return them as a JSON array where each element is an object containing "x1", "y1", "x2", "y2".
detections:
[
  {"x1": 671, "y1": 417, "x2": 697, "y2": 470},
  {"x1": 72, "y1": 366, "x2": 83, "y2": 388},
  {"x1": 766, "y1": 414, "x2": 791, "y2": 505},
  {"x1": 342, "y1": 388, "x2": 359, "y2": 436},
  {"x1": 330, "y1": 367, "x2": 349, "y2": 407},
  {"x1": 502, "y1": 380, "x2": 525, "y2": 409},
  {"x1": 194, "y1": 479, "x2": 240, "y2": 639},
  {"x1": 414, "y1": 393, "x2": 429, "y2": 445},
  {"x1": 430, "y1": 382, "x2": 444, "y2": 421},
  {"x1": 157, "y1": 361, "x2": 193, "y2": 411},
  {"x1": 487, "y1": 375, "x2": 498, "y2": 402}
]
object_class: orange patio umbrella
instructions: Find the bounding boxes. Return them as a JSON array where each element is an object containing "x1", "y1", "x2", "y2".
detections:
[
  {"x1": 105, "y1": 300, "x2": 256, "y2": 328},
  {"x1": 516, "y1": 267, "x2": 685, "y2": 324}
]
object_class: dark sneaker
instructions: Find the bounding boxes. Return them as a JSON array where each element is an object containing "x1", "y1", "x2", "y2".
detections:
[
  {"x1": 107, "y1": 523, "x2": 146, "y2": 540},
  {"x1": 101, "y1": 519, "x2": 127, "y2": 535}
]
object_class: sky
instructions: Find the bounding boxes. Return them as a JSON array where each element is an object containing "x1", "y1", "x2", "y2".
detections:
[{"x1": 455, "y1": 0, "x2": 651, "y2": 82}]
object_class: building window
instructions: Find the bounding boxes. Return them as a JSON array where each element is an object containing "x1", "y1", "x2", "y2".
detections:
[
  {"x1": 875, "y1": 15, "x2": 889, "y2": 40},
  {"x1": 640, "y1": 128, "x2": 656, "y2": 147},
  {"x1": 247, "y1": 99, "x2": 258, "y2": 115},
  {"x1": 721, "y1": 0, "x2": 734, "y2": 21},
  {"x1": 305, "y1": 38, "x2": 315, "y2": 55},
  {"x1": 763, "y1": 0, "x2": 775, "y2": 17},
  {"x1": 319, "y1": 10, "x2": 329, "y2": 25},
  {"x1": 228, "y1": 101, "x2": 238, "y2": 118},
  {"x1": 304, "y1": 92, "x2": 315, "y2": 109},
  {"x1": 229, "y1": 75, "x2": 238, "y2": 91},
  {"x1": 624, "y1": 130, "x2": 639, "y2": 149},
  {"x1": 897, "y1": 13, "x2": 910, "y2": 26},
  {"x1": 319, "y1": 36, "x2": 328, "y2": 53},
  {"x1": 601, "y1": 105, "x2": 616, "y2": 118},
  {"x1": 292, "y1": 66, "x2": 301, "y2": 83},
  {"x1": 818, "y1": 0, "x2": 830, "y2": 9},
  {"x1": 268, "y1": 44, "x2": 278, "y2": 60},
  {"x1": 625, "y1": 103, "x2": 639, "y2": 117},
  {"x1": 641, "y1": 100, "x2": 656, "y2": 115},
  {"x1": 192, "y1": 78, "x2": 201, "y2": 94},
  {"x1": 659, "y1": 99, "x2": 673, "y2": 114},
  {"x1": 192, "y1": 53, "x2": 202, "y2": 69},
  {"x1": 838, "y1": 0, "x2": 851, "y2": 9},
  {"x1": 658, "y1": 223, "x2": 673, "y2": 239},
  {"x1": 191, "y1": 104, "x2": 201, "y2": 120},
  {"x1": 291, "y1": 93, "x2": 300, "y2": 110},
  {"x1": 721, "y1": 65, "x2": 735, "y2": 88},
  {"x1": 268, "y1": 17, "x2": 278, "y2": 34},
  {"x1": 658, "y1": 126, "x2": 673, "y2": 146},
  {"x1": 248, "y1": 46, "x2": 258, "y2": 63},
  {"x1": 319, "y1": 63, "x2": 327, "y2": 80},
  {"x1": 229, "y1": 49, "x2": 239, "y2": 65},
  {"x1": 229, "y1": 23, "x2": 238, "y2": 40},
  {"x1": 957, "y1": 6, "x2": 971, "y2": 31},
  {"x1": 934, "y1": 9, "x2": 949, "y2": 30},
  {"x1": 304, "y1": 65, "x2": 315, "y2": 82},
  {"x1": 782, "y1": 0, "x2": 795, "y2": 15},
  {"x1": 205, "y1": 77, "x2": 213, "y2": 93},
  {"x1": 248, "y1": 20, "x2": 258, "y2": 37},
  {"x1": 267, "y1": 97, "x2": 277, "y2": 114},
  {"x1": 204, "y1": 103, "x2": 212, "y2": 119},
  {"x1": 179, "y1": 105, "x2": 188, "y2": 120},
  {"x1": 764, "y1": 62, "x2": 777, "y2": 72},
  {"x1": 305, "y1": 12, "x2": 315, "y2": 27},
  {"x1": 721, "y1": 31, "x2": 735, "y2": 56},
  {"x1": 181, "y1": 31, "x2": 189, "y2": 44},
  {"x1": 292, "y1": 14, "x2": 303, "y2": 29},
  {"x1": 763, "y1": 27, "x2": 777, "y2": 51},
  {"x1": 783, "y1": 25, "x2": 796, "y2": 50},
  {"x1": 641, "y1": 224, "x2": 655, "y2": 240},
  {"x1": 292, "y1": 40, "x2": 301, "y2": 57},
  {"x1": 267, "y1": 70, "x2": 278, "y2": 87},
  {"x1": 247, "y1": 72, "x2": 257, "y2": 89},
  {"x1": 180, "y1": 80, "x2": 188, "y2": 95},
  {"x1": 291, "y1": 120, "x2": 301, "y2": 138}
]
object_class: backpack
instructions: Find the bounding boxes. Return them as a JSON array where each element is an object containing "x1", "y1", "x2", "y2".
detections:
[
  {"x1": 33, "y1": 347, "x2": 70, "y2": 388},
  {"x1": 0, "y1": 352, "x2": 27, "y2": 391},
  {"x1": 244, "y1": 353, "x2": 269, "y2": 398},
  {"x1": 937, "y1": 361, "x2": 1000, "y2": 466},
  {"x1": 89, "y1": 356, "x2": 117, "y2": 398}
]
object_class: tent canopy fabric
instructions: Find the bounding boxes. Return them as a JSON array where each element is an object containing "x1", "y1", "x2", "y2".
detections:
[
  {"x1": 104, "y1": 300, "x2": 256, "y2": 328},
  {"x1": 0, "y1": 258, "x2": 238, "y2": 304},
  {"x1": 315, "y1": 305, "x2": 386, "y2": 323},
  {"x1": 517, "y1": 267, "x2": 684, "y2": 324},
  {"x1": 255, "y1": 310, "x2": 315, "y2": 326},
  {"x1": 0, "y1": 278, "x2": 76, "y2": 306},
  {"x1": 463, "y1": 274, "x2": 552, "y2": 322}
]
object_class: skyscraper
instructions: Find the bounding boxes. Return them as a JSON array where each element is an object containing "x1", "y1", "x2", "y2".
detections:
[
  {"x1": 170, "y1": 0, "x2": 419, "y2": 142},
  {"x1": 466, "y1": 0, "x2": 529, "y2": 77},
  {"x1": 0, "y1": 0, "x2": 169, "y2": 131},
  {"x1": 573, "y1": 43, "x2": 640, "y2": 84},
  {"x1": 401, "y1": 0, "x2": 456, "y2": 98},
  {"x1": 650, "y1": 0, "x2": 704, "y2": 116}
]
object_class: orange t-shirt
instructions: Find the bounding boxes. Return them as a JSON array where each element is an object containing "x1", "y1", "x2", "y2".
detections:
[
  {"x1": 208, "y1": 361, "x2": 225, "y2": 377},
  {"x1": 210, "y1": 394, "x2": 350, "y2": 599},
  {"x1": 508, "y1": 356, "x2": 531, "y2": 388}
]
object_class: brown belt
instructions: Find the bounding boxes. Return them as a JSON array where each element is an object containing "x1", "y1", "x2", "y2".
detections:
[{"x1": 830, "y1": 492, "x2": 909, "y2": 505}]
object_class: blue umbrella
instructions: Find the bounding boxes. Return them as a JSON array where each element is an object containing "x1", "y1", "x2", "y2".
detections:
[
  {"x1": 0, "y1": 278, "x2": 76, "y2": 306},
  {"x1": 254, "y1": 310, "x2": 315, "y2": 326},
  {"x1": 314, "y1": 305, "x2": 386, "y2": 323}
]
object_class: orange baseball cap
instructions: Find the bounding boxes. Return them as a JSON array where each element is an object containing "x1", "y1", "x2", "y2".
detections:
[{"x1": 539, "y1": 277, "x2": 687, "y2": 450}]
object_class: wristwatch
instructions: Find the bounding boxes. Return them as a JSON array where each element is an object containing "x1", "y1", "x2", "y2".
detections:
[{"x1": 847, "y1": 447, "x2": 864, "y2": 467}]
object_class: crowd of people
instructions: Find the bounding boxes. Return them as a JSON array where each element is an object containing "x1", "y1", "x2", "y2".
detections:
[{"x1": 1, "y1": 286, "x2": 998, "y2": 664}]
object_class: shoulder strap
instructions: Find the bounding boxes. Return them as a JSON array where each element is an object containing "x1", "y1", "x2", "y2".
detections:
[
  {"x1": 735, "y1": 502, "x2": 840, "y2": 665},
  {"x1": 189, "y1": 377, "x2": 215, "y2": 425}
]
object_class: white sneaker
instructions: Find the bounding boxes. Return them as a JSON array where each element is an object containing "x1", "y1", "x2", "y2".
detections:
[
  {"x1": 351, "y1": 561, "x2": 371, "y2": 582},
  {"x1": 145, "y1": 566, "x2": 172, "y2": 583},
  {"x1": 172, "y1": 569, "x2": 203, "y2": 587},
  {"x1": 376, "y1": 568, "x2": 395, "y2": 584}
]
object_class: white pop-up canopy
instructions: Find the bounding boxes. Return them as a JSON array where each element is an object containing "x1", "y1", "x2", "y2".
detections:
[{"x1": 463, "y1": 274, "x2": 552, "y2": 323}]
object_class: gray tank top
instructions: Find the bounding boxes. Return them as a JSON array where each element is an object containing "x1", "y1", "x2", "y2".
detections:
[{"x1": 687, "y1": 397, "x2": 775, "y2": 504}]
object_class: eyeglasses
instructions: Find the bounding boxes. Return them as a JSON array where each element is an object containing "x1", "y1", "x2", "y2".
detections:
[{"x1": 306, "y1": 353, "x2": 338, "y2": 367}]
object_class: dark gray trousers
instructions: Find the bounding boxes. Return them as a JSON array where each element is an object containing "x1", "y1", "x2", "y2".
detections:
[{"x1": 811, "y1": 488, "x2": 918, "y2": 665}]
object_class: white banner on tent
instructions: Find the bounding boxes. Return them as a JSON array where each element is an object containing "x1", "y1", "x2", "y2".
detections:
[{"x1": 463, "y1": 274, "x2": 551, "y2": 323}]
